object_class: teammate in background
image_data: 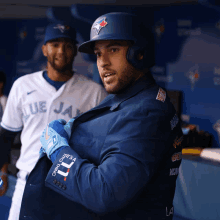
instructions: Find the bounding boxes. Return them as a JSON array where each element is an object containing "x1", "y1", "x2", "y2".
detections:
[
  {"x1": 0, "y1": 21, "x2": 107, "y2": 219},
  {"x1": 0, "y1": 70, "x2": 8, "y2": 197},
  {"x1": 20, "y1": 13, "x2": 183, "y2": 220}
]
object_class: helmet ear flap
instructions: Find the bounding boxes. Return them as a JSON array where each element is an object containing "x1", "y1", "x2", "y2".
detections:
[
  {"x1": 127, "y1": 45, "x2": 155, "y2": 70},
  {"x1": 127, "y1": 46, "x2": 146, "y2": 70}
]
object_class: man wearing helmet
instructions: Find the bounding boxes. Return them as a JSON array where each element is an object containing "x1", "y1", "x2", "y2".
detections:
[
  {"x1": 19, "y1": 12, "x2": 183, "y2": 220},
  {"x1": 93, "y1": 40, "x2": 143, "y2": 94}
]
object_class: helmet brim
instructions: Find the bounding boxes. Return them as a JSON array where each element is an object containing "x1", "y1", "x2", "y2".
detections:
[
  {"x1": 78, "y1": 35, "x2": 136, "y2": 54},
  {"x1": 44, "y1": 35, "x2": 78, "y2": 45},
  {"x1": 78, "y1": 40, "x2": 96, "y2": 54}
]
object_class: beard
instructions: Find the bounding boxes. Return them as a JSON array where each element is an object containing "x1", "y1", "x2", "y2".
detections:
[
  {"x1": 47, "y1": 56, "x2": 73, "y2": 73},
  {"x1": 103, "y1": 63, "x2": 139, "y2": 94}
]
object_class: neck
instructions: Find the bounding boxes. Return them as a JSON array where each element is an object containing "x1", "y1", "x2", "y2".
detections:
[{"x1": 46, "y1": 63, "x2": 73, "y2": 82}]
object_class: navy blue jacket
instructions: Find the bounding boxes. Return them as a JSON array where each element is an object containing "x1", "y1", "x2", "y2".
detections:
[{"x1": 20, "y1": 75, "x2": 183, "y2": 220}]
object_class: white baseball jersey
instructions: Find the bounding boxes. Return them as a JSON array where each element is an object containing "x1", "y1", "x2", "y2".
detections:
[{"x1": 1, "y1": 71, "x2": 108, "y2": 173}]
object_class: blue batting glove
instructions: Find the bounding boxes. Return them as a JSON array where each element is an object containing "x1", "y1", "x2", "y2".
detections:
[
  {"x1": 0, "y1": 177, "x2": 3, "y2": 189},
  {"x1": 40, "y1": 118, "x2": 75, "y2": 160}
]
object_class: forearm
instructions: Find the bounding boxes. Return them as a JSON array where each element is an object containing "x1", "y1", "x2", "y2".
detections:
[
  {"x1": 0, "y1": 126, "x2": 19, "y2": 169},
  {"x1": 45, "y1": 146, "x2": 148, "y2": 214}
]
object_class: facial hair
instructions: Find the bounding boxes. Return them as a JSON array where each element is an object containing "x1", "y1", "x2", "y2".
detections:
[
  {"x1": 105, "y1": 63, "x2": 139, "y2": 94},
  {"x1": 47, "y1": 55, "x2": 74, "y2": 73}
]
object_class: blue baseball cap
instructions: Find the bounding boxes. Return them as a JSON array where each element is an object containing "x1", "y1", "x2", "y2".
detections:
[{"x1": 44, "y1": 21, "x2": 78, "y2": 45}]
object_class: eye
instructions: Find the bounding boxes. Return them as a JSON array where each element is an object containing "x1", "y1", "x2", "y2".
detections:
[
  {"x1": 67, "y1": 44, "x2": 74, "y2": 49},
  {"x1": 110, "y1": 48, "x2": 119, "y2": 53},
  {"x1": 94, "y1": 52, "x2": 101, "y2": 58},
  {"x1": 52, "y1": 43, "x2": 59, "y2": 48}
]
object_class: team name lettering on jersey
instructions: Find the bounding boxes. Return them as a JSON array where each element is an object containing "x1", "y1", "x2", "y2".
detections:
[
  {"x1": 29, "y1": 101, "x2": 47, "y2": 114},
  {"x1": 76, "y1": 109, "x2": 83, "y2": 116},
  {"x1": 54, "y1": 102, "x2": 64, "y2": 114},
  {"x1": 23, "y1": 101, "x2": 47, "y2": 122},
  {"x1": 54, "y1": 102, "x2": 72, "y2": 118},
  {"x1": 61, "y1": 106, "x2": 72, "y2": 118},
  {"x1": 23, "y1": 101, "x2": 83, "y2": 123},
  {"x1": 54, "y1": 102, "x2": 83, "y2": 118}
]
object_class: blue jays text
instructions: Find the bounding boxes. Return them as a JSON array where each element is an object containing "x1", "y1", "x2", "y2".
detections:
[{"x1": 23, "y1": 101, "x2": 83, "y2": 122}]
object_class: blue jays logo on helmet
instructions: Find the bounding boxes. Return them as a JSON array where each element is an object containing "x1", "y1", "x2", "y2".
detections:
[
  {"x1": 53, "y1": 24, "x2": 70, "y2": 33},
  {"x1": 78, "y1": 12, "x2": 155, "y2": 70},
  {"x1": 92, "y1": 17, "x2": 108, "y2": 35}
]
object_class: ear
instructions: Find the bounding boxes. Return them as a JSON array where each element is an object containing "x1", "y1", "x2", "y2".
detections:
[{"x1": 42, "y1": 44, "x2": 47, "y2": 57}]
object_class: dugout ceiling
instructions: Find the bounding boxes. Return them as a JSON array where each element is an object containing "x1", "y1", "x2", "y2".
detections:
[{"x1": 0, "y1": 0, "x2": 197, "y2": 18}]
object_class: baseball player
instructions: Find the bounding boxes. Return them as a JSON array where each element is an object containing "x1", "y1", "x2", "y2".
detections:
[
  {"x1": 0, "y1": 21, "x2": 107, "y2": 219},
  {"x1": 19, "y1": 12, "x2": 183, "y2": 220}
]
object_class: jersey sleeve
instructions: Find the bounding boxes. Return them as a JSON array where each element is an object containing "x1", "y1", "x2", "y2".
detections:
[{"x1": 1, "y1": 80, "x2": 23, "y2": 132}]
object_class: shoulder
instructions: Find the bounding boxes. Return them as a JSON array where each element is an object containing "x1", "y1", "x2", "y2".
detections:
[
  {"x1": 73, "y1": 72, "x2": 99, "y2": 85},
  {"x1": 143, "y1": 85, "x2": 173, "y2": 109},
  {"x1": 73, "y1": 72, "x2": 106, "y2": 91},
  {"x1": 126, "y1": 85, "x2": 176, "y2": 120},
  {"x1": 13, "y1": 71, "x2": 43, "y2": 87},
  {"x1": 119, "y1": 86, "x2": 179, "y2": 139}
]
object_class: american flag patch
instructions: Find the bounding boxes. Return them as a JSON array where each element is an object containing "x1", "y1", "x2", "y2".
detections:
[
  {"x1": 170, "y1": 114, "x2": 179, "y2": 130},
  {"x1": 156, "y1": 88, "x2": 166, "y2": 103}
]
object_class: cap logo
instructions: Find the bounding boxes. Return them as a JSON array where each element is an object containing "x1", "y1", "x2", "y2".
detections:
[
  {"x1": 53, "y1": 24, "x2": 70, "y2": 33},
  {"x1": 93, "y1": 17, "x2": 108, "y2": 35}
]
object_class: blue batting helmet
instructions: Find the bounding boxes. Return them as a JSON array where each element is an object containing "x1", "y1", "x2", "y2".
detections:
[{"x1": 78, "y1": 12, "x2": 155, "y2": 70}]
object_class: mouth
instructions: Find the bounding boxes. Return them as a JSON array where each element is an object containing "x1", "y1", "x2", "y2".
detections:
[
  {"x1": 102, "y1": 72, "x2": 116, "y2": 84},
  {"x1": 55, "y1": 57, "x2": 66, "y2": 61},
  {"x1": 103, "y1": 72, "x2": 115, "y2": 78}
]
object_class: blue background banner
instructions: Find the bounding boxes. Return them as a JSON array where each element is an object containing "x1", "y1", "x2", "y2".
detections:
[{"x1": 154, "y1": 4, "x2": 220, "y2": 147}]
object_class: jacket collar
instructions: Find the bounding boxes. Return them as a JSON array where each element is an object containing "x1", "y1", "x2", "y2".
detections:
[{"x1": 95, "y1": 73, "x2": 156, "y2": 111}]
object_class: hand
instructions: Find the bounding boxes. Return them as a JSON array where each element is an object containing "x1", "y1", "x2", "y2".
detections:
[{"x1": 40, "y1": 118, "x2": 75, "y2": 159}]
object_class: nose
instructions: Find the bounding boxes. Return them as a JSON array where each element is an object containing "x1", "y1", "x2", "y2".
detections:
[
  {"x1": 98, "y1": 52, "x2": 110, "y2": 68},
  {"x1": 58, "y1": 44, "x2": 65, "y2": 53}
]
